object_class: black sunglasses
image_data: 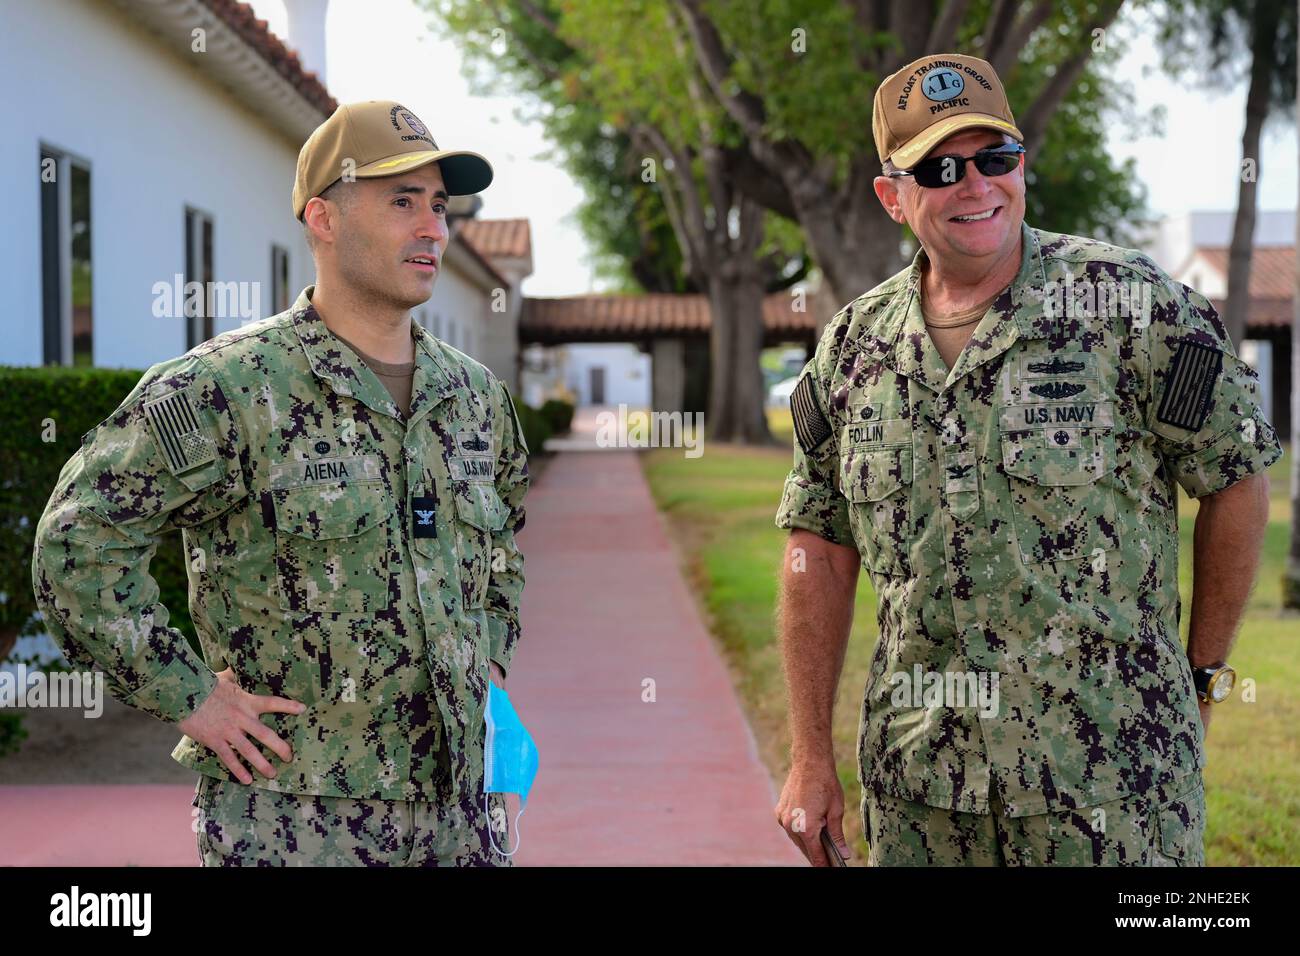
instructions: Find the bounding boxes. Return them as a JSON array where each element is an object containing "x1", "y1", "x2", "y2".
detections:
[{"x1": 887, "y1": 142, "x2": 1025, "y2": 189}]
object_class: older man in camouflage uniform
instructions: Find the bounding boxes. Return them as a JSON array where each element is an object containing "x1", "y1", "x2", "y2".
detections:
[
  {"x1": 32, "y1": 101, "x2": 529, "y2": 866},
  {"x1": 774, "y1": 56, "x2": 1279, "y2": 866}
]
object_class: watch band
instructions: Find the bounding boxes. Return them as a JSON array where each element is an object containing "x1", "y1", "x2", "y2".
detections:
[{"x1": 1191, "y1": 662, "x2": 1235, "y2": 704}]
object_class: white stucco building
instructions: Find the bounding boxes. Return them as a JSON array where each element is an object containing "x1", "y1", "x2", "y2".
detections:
[{"x1": 0, "y1": 0, "x2": 525, "y2": 387}]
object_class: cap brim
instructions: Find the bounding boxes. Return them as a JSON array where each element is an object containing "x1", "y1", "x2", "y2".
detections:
[
  {"x1": 889, "y1": 113, "x2": 1023, "y2": 170},
  {"x1": 354, "y1": 149, "x2": 494, "y2": 195}
]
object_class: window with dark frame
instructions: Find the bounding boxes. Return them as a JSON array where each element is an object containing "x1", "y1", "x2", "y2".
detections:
[
  {"x1": 184, "y1": 207, "x2": 215, "y2": 349},
  {"x1": 39, "y1": 145, "x2": 93, "y2": 366}
]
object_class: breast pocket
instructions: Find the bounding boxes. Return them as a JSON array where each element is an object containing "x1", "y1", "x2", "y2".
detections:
[
  {"x1": 450, "y1": 480, "x2": 508, "y2": 609},
  {"x1": 999, "y1": 423, "x2": 1120, "y2": 564},
  {"x1": 842, "y1": 445, "x2": 913, "y2": 574},
  {"x1": 272, "y1": 479, "x2": 395, "y2": 614}
]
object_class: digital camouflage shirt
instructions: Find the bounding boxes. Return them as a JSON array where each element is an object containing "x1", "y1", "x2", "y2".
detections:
[
  {"x1": 777, "y1": 223, "x2": 1281, "y2": 817},
  {"x1": 33, "y1": 286, "x2": 529, "y2": 801}
]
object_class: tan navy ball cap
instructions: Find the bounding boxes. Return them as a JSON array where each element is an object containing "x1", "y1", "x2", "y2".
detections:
[
  {"x1": 293, "y1": 100, "x2": 494, "y2": 220},
  {"x1": 872, "y1": 54, "x2": 1023, "y2": 171}
]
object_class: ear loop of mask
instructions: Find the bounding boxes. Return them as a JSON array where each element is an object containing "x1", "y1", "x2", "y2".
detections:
[{"x1": 485, "y1": 791, "x2": 526, "y2": 857}]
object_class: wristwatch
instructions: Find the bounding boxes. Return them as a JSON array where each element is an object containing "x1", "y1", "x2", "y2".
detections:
[{"x1": 1191, "y1": 662, "x2": 1236, "y2": 704}]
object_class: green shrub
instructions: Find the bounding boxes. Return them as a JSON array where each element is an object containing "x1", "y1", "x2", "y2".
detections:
[
  {"x1": 539, "y1": 398, "x2": 575, "y2": 436},
  {"x1": 0, "y1": 712, "x2": 28, "y2": 758},
  {"x1": 511, "y1": 394, "x2": 553, "y2": 456},
  {"x1": 0, "y1": 366, "x2": 200, "y2": 666}
]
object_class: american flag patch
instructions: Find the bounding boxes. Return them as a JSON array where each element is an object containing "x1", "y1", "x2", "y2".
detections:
[
  {"x1": 1156, "y1": 340, "x2": 1223, "y2": 432},
  {"x1": 791, "y1": 373, "x2": 832, "y2": 456},
  {"x1": 143, "y1": 387, "x2": 218, "y2": 474}
]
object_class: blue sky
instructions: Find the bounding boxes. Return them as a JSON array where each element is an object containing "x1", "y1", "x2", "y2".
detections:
[{"x1": 248, "y1": 0, "x2": 1299, "y2": 295}]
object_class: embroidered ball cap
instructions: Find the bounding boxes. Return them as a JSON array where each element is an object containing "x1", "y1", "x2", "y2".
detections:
[
  {"x1": 293, "y1": 100, "x2": 494, "y2": 220},
  {"x1": 872, "y1": 54, "x2": 1023, "y2": 171}
]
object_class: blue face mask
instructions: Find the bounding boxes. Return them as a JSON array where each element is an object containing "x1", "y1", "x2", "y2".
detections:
[{"x1": 483, "y1": 682, "x2": 539, "y2": 857}]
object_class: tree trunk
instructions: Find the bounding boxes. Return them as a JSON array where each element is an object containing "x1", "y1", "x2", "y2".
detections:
[
  {"x1": 631, "y1": 122, "x2": 776, "y2": 445},
  {"x1": 706, "y1": 263, "x2": 773, "y2": 445},
  {"x1": 1284, "y1": 0, "x2": 1300, "y2": 612},
  {"x1": 820, "y1": 200, "x2": 910, "y2": 315},
  {"x1": 778, "y1": 169, "x2": 909, "y2": 312},
  {"x1": 1224, "y1": 0, "x2": 1282, "y2": 349}
]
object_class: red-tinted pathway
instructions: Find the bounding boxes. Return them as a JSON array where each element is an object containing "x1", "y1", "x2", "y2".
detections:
[{"x1": 510, "y1": 450, "x2": 803, "y2": 865}]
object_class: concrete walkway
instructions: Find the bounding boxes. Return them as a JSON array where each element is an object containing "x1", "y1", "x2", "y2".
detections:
[
  {"x1": 541, "y1": 404, "x2": 634, "y2": 452},
  {"x1": 0, "y1": 784, "x2": 200, "y2": 866},
  {"x1": 0, "y1": 444, "x2": 802, "y2": 866},
  {"x1": 511, "y1": 450, "x2": 802, "y2": 865}
]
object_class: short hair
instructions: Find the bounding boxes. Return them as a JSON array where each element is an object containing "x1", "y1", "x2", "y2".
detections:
[{"x1": 302, "y1": 178, "x2": 357, "y2": 251}]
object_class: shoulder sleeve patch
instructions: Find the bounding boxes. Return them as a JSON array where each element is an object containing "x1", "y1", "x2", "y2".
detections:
[
  {"x1": 142, "y1": 386, "x2": 219, "y2": 475},
  {"x1": 790, "y1": 373, "x2": 832, "y2": 456},
  {"x1": 1156, "y1": 339, "x2": 1224, "y2": 432}
]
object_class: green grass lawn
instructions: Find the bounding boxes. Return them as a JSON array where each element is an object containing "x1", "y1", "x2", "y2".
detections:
[{"x1": 643, "y1": 410, "x2": 1298, "y2": 865}]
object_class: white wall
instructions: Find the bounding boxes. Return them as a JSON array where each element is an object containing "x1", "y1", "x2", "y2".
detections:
[
  {"x1": 1147, "y1": 210, "x2": 1296, "y2": 275},
  {"x1": 563, "y1": 344, "x2": 651, "y2": 408},
  {"x1": 518, "y1": 343, "x2": 560, "y2": 407},
  {"x1": 1172, "y1": 253, "x2": 1227, "y2": 300},
  {"x1": 0, "y1": 0, "x2": 315, "y2": 368},
  {"x1": 421, "y1": 266, "x2": 486, "y2": 362},
  {"x1": 1239, "y1": 340, "x2": 1273, "y2": 426},
  {"x1": 475, "y1": 257, "x2": 528, "y2": 393}
]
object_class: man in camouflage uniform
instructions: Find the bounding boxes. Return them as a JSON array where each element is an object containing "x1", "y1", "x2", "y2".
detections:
[
  {"x1": 773, "y1": 55, "x2": 1279, "y2": 866},
  {"x1": 32, "y1": 101, "x2": 529, "y2": 866}
]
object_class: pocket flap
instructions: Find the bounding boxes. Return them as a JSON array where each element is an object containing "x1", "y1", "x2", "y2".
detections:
[
  {"x1": 1156, "y1": 775, "x2": 1204, "y2": 863},
  {"x1": 272, "y1": 480, "x2": 393, "y2": 540},
  {"x1": 1001, "y1": 427, "x2": 1113, "y2": 486},
  {"x1": 453, "y1": 482, "x2": 508, "y2": 532},
  {"x1": 843, "y1": 446, "x2": 913, "y2": 503}
]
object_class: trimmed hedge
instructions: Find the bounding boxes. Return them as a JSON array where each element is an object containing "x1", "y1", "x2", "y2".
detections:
[
  {"x1": 0, "y1": 712, "x2": 29, "y2": 758},
  {"x1": 539, "y1": 398, "x2": 575, "y2": 436},
  {"x1": 512, "y1": 394, "x2": 554, "y2": 455},
  {"x1": 0, "y1": 365, "x2": 199, "y2": 665}
]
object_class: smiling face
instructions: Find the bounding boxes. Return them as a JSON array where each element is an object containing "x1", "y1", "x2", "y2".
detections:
[
  {"x1": 304, "y1": 160, "x2": 450, "y2": 311},
  {"x1": 874, "y1": 128, "x2": 1025, "y2": 270}
]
